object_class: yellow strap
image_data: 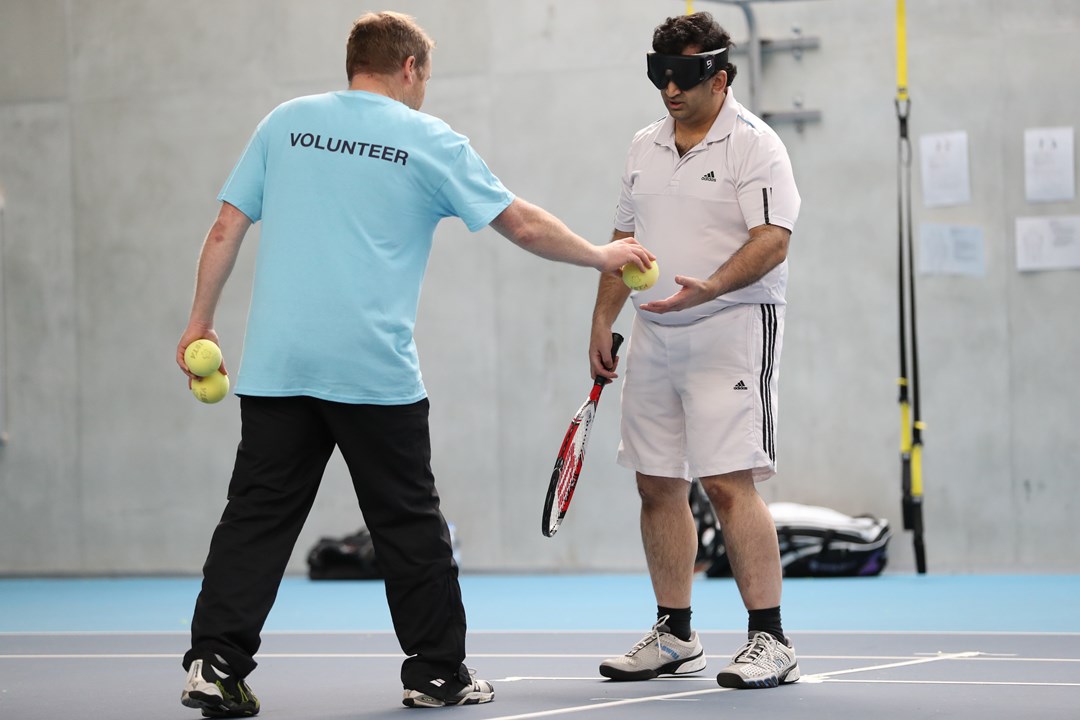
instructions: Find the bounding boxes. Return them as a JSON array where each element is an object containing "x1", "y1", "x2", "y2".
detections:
[
  {"x1": 911, "y1": 442, "x2": 924, "y2": 496},
  {"x1": 686, "y1": 0, "x2": 694, "y2": 14},
  {"x1": 900, "y1": 401, "x2": 912, "y2": 454},
  {"x1": 911, "y1": 419, "x2": 926, "y2": 495},
  {"x1": 896, "y1": 0, "x2": 909, "y2": 102}
]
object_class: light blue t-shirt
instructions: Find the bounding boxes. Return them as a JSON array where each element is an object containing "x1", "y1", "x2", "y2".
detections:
[{"x1": 218, "y1": 91, "x2": 514, "y2": 404}]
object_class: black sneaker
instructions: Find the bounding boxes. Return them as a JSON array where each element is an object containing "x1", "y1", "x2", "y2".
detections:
[
  {"x1": 181, "y1": 656, "x2": 260, "y2": 717},
  {"x1": 402, "y1": 675, "x2": 495, "y2": 708}
]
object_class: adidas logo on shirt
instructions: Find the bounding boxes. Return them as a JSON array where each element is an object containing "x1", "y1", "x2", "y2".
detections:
[
  {"x1": 733, "y1": 380, "x2": 748, "y2": 390},
  {"x1": 701, "y1": 171, "x2": 717, "y2": 182}
]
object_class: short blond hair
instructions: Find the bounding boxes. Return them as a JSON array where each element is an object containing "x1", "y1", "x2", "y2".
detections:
[{"x1": 346, "y1": 11, "x2": 434, "y2": 79}]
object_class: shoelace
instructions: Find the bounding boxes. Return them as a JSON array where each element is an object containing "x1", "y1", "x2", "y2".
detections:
[
  {"x1": 734, "y1": 632, "x2": 777, "y2": 664},
  {"x1": 625, "y1": 615, "x2": 671, "y2": 662}
]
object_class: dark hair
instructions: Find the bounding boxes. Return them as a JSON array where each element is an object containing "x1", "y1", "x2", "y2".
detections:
[
  {"x1": 652, "y1": 12, "x2": 737, "y2": 86},
  {"x1": 346, "y1": 11, "x2": 434, "y2": 80}
]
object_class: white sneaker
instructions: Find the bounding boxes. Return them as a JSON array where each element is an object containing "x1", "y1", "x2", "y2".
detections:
[
  {"x1": 716, "y1": 632, "x2": 800, "y2": 689},
  {"x1": 402, "y1": 675, "x2": 494, "y2": 708},
  {"x1": 599, "y1": 617, "x2": 707, "y2": 681}
]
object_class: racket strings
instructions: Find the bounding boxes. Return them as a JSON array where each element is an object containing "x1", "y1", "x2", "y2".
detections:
[{"x1": 556, "y1": 410, "x2": 594, "y2": 507}]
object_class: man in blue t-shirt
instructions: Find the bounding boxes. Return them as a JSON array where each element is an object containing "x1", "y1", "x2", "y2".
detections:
[{"x1": 175, "y1": 11, "x2": 654, "y2": 717}]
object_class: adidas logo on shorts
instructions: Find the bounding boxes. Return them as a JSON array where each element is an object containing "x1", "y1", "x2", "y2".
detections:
[{"x1": 733, "y1": 380, "x2": 748, "y2": 390}]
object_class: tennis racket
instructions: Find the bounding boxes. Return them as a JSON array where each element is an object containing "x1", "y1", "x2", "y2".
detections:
[{"x1": 541, "y1": 332, "x2": 624, "y2": 538}]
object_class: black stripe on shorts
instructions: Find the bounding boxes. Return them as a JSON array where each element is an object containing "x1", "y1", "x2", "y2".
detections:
[{"x1": 759, "y1": 304, "x2": 777, "y2": 462}]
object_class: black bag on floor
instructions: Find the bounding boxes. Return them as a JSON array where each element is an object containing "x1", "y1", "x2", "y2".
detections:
[
  {"x1": 307, "y1": 523, "x2": 462, "y2": 580},
  {"x1": 307, "y1": 527, "x2": 382, "y2": 580},
  {"x1": 691, "y1": 480, "x2": 891, "y2": 578}
]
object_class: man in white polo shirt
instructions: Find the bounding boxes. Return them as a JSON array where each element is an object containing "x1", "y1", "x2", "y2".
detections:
[{"x1": 590, "y1": 12, "x2": 801, "y2": 690}]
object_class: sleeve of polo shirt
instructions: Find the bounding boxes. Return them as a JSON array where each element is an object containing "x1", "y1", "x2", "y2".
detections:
[
  {"x1": 613, "y1": 146, "x2": 636, "y2": 233},
  {"x1": 435, "y1": 143, "x2": 515, "y2": 232},
  {"x1": 735, "y1": 136, "x2": 800, "y2": 232},
  {"x1": 217, "y1": 116, "x2": 269, "y2": 223}
]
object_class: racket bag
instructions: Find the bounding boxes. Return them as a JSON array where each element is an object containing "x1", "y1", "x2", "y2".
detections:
[
  {"x1": 307, "y1": 527, "x2": 382, "y2": 580},
  {"x1": 691, "y1": 481, "x2": 891, "y2": 578},
  {"x1": 307, "y1": 523, "x2": 462, "y2": 580}
]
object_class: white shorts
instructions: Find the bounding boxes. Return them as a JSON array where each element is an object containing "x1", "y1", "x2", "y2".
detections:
[{"x1": 616, "y1": 304, "x2": 785, "y2": 482}]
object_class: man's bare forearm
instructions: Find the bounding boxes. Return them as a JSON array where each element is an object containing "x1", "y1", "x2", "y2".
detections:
[
  {"x1": 706, "y1": 224, "x2": 790, "y2": 297},
  {"x1": 490, "y1": 198, "x2": 653, "y2": 274},
  {"x1": 188, "y1": 203, "x2": 251, "y2": 330},
  {"x1": 592, "y1": 231, "x2": 634, "y2": 330}
]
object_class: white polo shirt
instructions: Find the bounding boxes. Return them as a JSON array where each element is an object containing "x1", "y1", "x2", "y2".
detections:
[{"x1": 614, "y1": 88, "x2": 800, "y2": 326}]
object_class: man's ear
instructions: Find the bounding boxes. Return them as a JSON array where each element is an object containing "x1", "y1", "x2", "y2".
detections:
[
  {"x1": 712, "y1": 69, "x2": 728, "y2": 94},
  {"x1": 403, "y1": 55, "x2": 418, "y2": 82}
]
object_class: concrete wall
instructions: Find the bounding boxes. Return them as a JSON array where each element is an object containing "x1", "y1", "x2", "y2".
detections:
[{"x1": 1, "y1": 0, "x2": 1077, "y2": 575}]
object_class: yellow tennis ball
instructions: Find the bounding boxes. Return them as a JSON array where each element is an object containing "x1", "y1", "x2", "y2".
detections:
[
  {"x1": 622, "y1": 260, "x2": 659, "y2": 291},
  {"x1": 185, "y1": 339, "x2": 223, "y2": 377},
  {"x1": 191, "y1": 369, "x2": 230, "y2": 404}
]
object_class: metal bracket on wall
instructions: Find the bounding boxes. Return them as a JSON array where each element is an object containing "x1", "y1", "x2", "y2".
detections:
[{"x1": 707, "y1": 0, "x2": 824, "y2": 131}]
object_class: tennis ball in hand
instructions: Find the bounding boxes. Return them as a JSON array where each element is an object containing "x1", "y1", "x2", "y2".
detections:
[
  {"x1": 184, "y1": 339, "x2": 223, "y2": 377},
  {"x1": 191, "y1": 369, "x2": 230, "y2": 404},
  {"x1": 622, "y1": 260, "x2": 659, "y2": 291}
]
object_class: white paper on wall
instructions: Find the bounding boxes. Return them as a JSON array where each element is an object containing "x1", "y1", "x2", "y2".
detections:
[
  {"x1": 918, "y1": 223, "x2": 985, "y2": 276},
  {"x1": 1015, "y1": 215, "x2": 1080, "y2": 272},
  {"x1": 919, "y1": 131, "x2": 972, "y2": 208},
  {"x1": 1024, "y1": 127, "x2": 1075, "y2": 203}
]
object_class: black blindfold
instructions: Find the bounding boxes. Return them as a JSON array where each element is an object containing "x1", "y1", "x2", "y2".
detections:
[{"x1": 646, "y1": 47, "x2": 728, "y2": 91}]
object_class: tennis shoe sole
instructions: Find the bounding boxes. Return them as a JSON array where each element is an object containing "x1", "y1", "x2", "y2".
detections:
[{"x1": 599, "y1": 650, "x2": 707, "y2": 681}]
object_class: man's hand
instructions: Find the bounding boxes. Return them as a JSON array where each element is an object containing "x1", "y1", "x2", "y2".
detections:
[
  {"x1": 638, "y1": 274, "x2": 718, "y2": 314},
  {"x1": 177, "y1": 326, "x2": 227, "y2": 384},
  {"x1": 596, "y1": 236, "x2": 655, "y2": 275},
  {"x1": 588, "y1": 326, "x2": 622, "y2": 382}
]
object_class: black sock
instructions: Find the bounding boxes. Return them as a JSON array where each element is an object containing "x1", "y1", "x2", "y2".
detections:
[
  {"x1": 748, "y1": 606, "x2": 785, "y2": 643},
  {"x1": 658, "y1": 606, "x2": 692, "y2": 641}
]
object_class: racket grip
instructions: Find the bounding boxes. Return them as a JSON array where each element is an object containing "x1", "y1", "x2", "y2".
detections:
[{"x1": 597, "y1": 333, "x2": 625, "y2": 386}]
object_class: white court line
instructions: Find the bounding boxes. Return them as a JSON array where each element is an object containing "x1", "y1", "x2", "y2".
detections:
[
  {"x1": 827, "y1": 679, "x2": 1080, "y2": 687},
  {"x1": 2, "y1": 651, "x2": 1079, "y2": 663},
  {"x1": 495, "y1": 653, "x2": 982, "y2": 685},
  {"x1": 2, "y1": 628, "x2": 1080, "y2": 637},
  {"x1": 0, "y1": 654, "x2": 179, "y2": 660},
  {"x1": 483, "y1": 687, "x2": 735, "y2": 720},
  {"x1": 4, "y1": 647, "x2": 1077, "y2": 719},
  {"x1": 479, "y1": 652, "x2": 1021, "y2": 720},
  {"x1": 0, "y1": 653, "x2": 920, "y2": 661},
  {"x1": 797, "y1": 650, "x2": 980, "y2": 682}
]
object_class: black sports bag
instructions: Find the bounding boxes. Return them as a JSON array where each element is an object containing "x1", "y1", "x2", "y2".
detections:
[{"x1": 691, "y1": 480, "x2": 891, "y2": 578}]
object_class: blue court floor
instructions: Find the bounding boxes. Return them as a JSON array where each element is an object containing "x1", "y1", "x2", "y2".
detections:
[
  {"x1": 1, "y1": 573, "x2": 1078, "y2": 719},
  {"x1": 2, "y1": 572, "x2": 1078, "y2": 633}
]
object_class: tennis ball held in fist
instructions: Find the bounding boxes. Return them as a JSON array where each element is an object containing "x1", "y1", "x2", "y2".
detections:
[
  {"x1": 191, "y1": 369, "x2": 230, "y2": 404},
  {"x1": 184, "y1": 339, "x2": 223, "y2": 377},
  {"x1": 622, "y1": 260, "x2": 659, "y2": 291}
]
